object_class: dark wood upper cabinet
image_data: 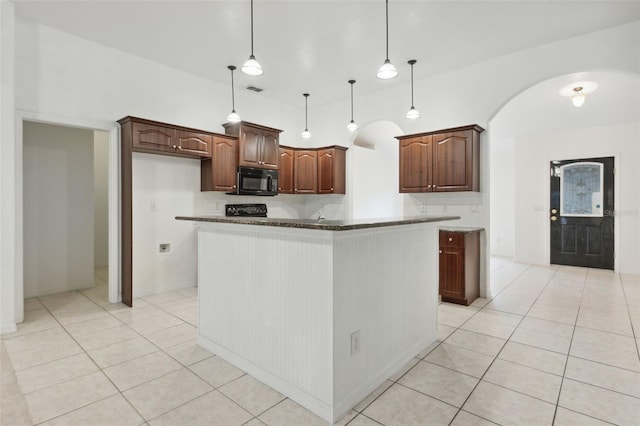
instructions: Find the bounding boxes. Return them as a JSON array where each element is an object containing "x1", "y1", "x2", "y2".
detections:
[
  {"x1": 278, "y1": 146, "x2": 295, "y2": 194},
  {"x1": 175, "y1": 130, "x2": 212, "y2": 157},
  {"x1": 201, "y1": 135, "x2": 238, "y2": 192},
  {"x1": 224, "y1": 122, "x2": 282, "y2": 170},
  {"x1": 399, "y1": 136, "x2": 432, "y2": 192},
  {"x1": 120, "y1": 116, "x2": 213, "y2": 159},
  {"x1": 397, "y1": 124, "x2": 483, "y2": 193},
  {"x1": 294, "y1": 150, "x2": 318, "y2": 194},
  {"x1": 317, "y1": 146, "x2": 347, "y2": 194}
]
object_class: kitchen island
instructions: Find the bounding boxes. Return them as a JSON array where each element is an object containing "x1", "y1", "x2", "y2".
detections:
[{"x1": 176, "y1": 214, "x2": 459, "y2": 423}]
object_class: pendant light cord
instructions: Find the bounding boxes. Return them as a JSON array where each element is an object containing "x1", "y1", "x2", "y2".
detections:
[
  {"x1": 350, "y1": 84, "x2": 354, "y2": 120},
  {"x1": 410, "y1": 63, "x2": 414, "y2": 107},
  {"x1": 385, "y1": 0, "x2": 389, "y2": 60},
  {"x1": 250, "y1": 0, "x2": 255, "y2": 56},
  {"x1": 231, "y1": 69, "x2": 236, "y2": 110},
  {"x1": 305, "y1": 95, "x2": 309, "y2": 129}
]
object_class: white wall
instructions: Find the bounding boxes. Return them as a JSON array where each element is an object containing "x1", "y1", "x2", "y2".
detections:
[
  {"x1": 490, "y1": 143, "x2": 515, "y2": 257},
  {"x1": 93, "y1": 131, "x2": 109, "y2": 267},
  {"x1": 23, "y1": 122, "x2": 95, "y2": 297},
  {"x1": 514, "y1": 123, "x2": 640, "y2": 274},
  {"x1": 1, "y1": 1, "x2": 17, "y2": 332},
  {"x1": 351, "y1": 121, "x2": 403, "y2": 219}
]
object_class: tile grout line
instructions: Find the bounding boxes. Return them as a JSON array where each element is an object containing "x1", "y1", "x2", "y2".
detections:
[
  {"x1": 618, "y1": 273, "x2": 640, "y2": 362},
  {"x1": 448, "y1": 264, "x2": 565, "y2": 425}
]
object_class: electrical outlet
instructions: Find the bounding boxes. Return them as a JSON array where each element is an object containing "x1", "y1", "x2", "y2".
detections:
[
  {"x1": 351, "y1": 330, "x2": 361, "y2": 355},
  {"x1": 421, "y1": 204, "x2": 426, "y2": 213},
  {"x1": 159, "y1": 243, "x2": 171, "y2": 254}
]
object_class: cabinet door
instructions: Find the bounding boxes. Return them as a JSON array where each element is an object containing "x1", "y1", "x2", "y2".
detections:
[
  {"x1": 278, "y1": 147, "x2": 294, "y2": 194},
  {"x1": 399, "y1": 136, "x2": 432, "y2": 192},
  {"x1": 317, "y1": 149, "x2": 335, "y2": 194},
  {"x1": 213, "y1": 137, "x2": 238, "y2": 191},
  {"x1": 175, "y1": 130, "x2": 212, "y2": 158},
  {"x1": 294, "y1": 150, "x2": 318, "y2": 194},
  {"x1": 439, "y1": 246, "x2": 465, "y2": 302},
  {"x1": 132, "y1": 122, "x2": 175, "y2": 154},
  {"x1": 238, "y1": 127, "x2": 262, "y2": 168},
  {"x1": 433, "y1": 130, "x2": 473, "y2": 191},
  {"x1": 260, "y1": 130, "x2": 280, "y2": 170}
]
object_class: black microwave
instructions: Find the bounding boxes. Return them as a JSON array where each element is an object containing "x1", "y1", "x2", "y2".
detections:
[{"x1": 229, "y1": 166, "x2": 278, "y2": 196}]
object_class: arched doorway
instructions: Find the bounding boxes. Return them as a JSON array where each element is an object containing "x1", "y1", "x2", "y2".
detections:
[{"x1": 489, "y1": 71, "x2": 640, "y2": 277}]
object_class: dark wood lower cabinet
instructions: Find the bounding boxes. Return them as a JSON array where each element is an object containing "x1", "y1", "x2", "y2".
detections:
[{"x1": 439, "y1": 229, "x2": 481, "y2": 305}]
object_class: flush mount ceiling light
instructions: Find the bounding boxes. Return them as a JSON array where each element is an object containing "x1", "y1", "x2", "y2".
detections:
[
  {"x1": 559, "y1": 81, "x2": 598, "y2": 108},
  {"x1": 347, "y1": 80, "x2": 358, "y2": 132},
  {"x1": 301, "y1": 93, "x2": 312, "y2": 139},
  {"x1": 377, "y1": 0, "x2": 398, "y2": 80},
  {"x1": 241, "y1": 0, "x2": 263, "y2": 76},
  {"x1": 406, "y1": 59, "x2": 420, "y2": 119},
  {"x1": 226, "y1": 65, "x2": 241, "y2": 123}
]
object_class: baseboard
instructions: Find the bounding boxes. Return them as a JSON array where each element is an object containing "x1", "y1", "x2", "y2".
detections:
[
  {"x1": 133, "y1": 281, "x2": 196, "y2": 299},
  {"x1": 332, "y1": 334, "x2": 436, "y2": 421},
  {"x1": 24, "y1": 282, "x2": 95, "y2": 299},
  {"x1": 1, "y1": 322, "x2": 17, "y2": 335},
  {"x1": 197, "y1": 335, "x2": 334, "y2": 423}
]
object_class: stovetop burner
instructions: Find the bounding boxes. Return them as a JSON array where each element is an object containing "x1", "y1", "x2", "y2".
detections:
[{"x1": 225, "y1": 203, "x2": 268, "y2": 217}]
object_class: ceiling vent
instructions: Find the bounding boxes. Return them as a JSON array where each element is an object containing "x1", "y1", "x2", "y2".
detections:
[{"x1": 246, "y1": 86, "x2": 263, "y2": 93}]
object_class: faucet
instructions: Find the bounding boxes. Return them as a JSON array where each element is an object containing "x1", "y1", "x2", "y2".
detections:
[{"x1": 312, "y1": 210, "x2": 325, "y2": 221}]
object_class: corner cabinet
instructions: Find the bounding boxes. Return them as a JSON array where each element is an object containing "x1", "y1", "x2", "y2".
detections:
[
  {"x1": 397, "y1": 124, "x2": 484, "y2": 193},
  {"x1": 120, "y1": 116, "x2": 213, "y2": 159},
  {"x1": 223, "y1": 122, "x2": 282, "y2": 170},
  {"x1": 294, "y1": 150, "x2": 318, "y2": 194},
  {"x1": 278, "y1": 145, "x2": 348, "y2": 195},
  {"x1": 439, "y1": 229, "x2": 481, "y2": 306}
]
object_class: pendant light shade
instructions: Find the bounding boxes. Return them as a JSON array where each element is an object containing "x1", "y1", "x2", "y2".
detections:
[
  {"x1": 301, "y1": 93, "x2": 312, "y2": 139},
  {"x1": 377, "y1": 0, "x2": 398, "y2": 80},
  {"x1": 347, "y1": 80, "x2": 358, "y2": 132},
  {"x1": 405, "y1": 59, "x2": 420, "y2": 120},
  {"x1": 226, "y1": 65, "x2": 241, "y2": 123},
  {"x1": 241, "y1": 0, "x2": 263, "y2": 76}
]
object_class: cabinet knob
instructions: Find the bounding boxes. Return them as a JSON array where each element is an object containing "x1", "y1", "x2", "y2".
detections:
[
  {"x1": 295, "y1": 189, "x2": 298, "y2": 192},
  {"x1": 233, "y1": 185, "x2": 237, "y2": 189},
  {"x1": 172, "y1": 145, "x2": 177, "y2": 149},
  {"x1": 177, "y1": 146, "x2": 182, "y2": 150},
  {"x1": 331, "y1": 187, "x2": 334, "y2": 191},
  {"x1": 448, "y1": 237, "x2": 453, "y2": 242},
  {"x1": 439, "y1": 250, "x2": 443, "y2": 254},
  {"x1": 427, "y1": 184, "x2": 431, "y2": 188}
]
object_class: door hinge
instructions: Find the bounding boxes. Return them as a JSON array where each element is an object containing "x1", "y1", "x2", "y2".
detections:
[{"x1": 613, "y1": 167, "x2": 617, "y2": 174}]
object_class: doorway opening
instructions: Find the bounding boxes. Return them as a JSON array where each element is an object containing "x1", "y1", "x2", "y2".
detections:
[
  {"x1": 23, "y1": 121, "x2": 111, "y2": 302},
  {"x1": 15, "y1": 112, "x2": 120, "y2": 325}
]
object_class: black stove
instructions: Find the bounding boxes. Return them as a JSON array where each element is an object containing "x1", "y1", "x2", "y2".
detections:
[{"x1": 225, "y1": 203, "x2": 268, "y2": 217}]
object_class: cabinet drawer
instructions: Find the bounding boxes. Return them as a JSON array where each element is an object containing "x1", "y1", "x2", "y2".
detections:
[{"x1": 439, "y1": 232, "x2": 465, "y2": 247}]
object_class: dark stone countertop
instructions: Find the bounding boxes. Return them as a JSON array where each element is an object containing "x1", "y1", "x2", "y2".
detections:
[
  {"x1": 439, "y1": 226, "x2": 484, "y2": 233},
  {"x1": 175, "y1": 215, "x2": 461, "y2": 231}
]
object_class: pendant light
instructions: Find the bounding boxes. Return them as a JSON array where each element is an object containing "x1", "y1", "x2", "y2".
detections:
[
  {"x1": 226, "y1": 65, "x2": 241, "y2": 123},
  {"x1": 405, "y1": 60, "x2": 420, "y2": 119},
  {"x1": 301, "y1": 93, "x2": 312, "y2": 139},
  {"x1": 347, "y1": 80, "x2": 358, "y2": 132},
  {"x1": 377, "y1": 0, "x2": 398, "y2": 80},
  {"x1": 241, "y1": 0, "x2": 263, "y2": 76}
]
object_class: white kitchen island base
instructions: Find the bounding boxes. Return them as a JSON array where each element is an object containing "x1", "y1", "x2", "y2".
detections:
[{"x1": 194, "y1": 219, "x2": 444, "y2": 423}]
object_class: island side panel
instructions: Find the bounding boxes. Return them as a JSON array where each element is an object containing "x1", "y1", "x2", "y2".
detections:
[
  {"x1": 196, "y1": 223, "x2": 334, "y2": 417},
  {"x1": 331, "y1": 223, "x2": 439, "y2": 418}
]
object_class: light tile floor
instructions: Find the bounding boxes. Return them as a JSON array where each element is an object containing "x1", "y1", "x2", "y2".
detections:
[{"x1": 2, "y1": 260, "x2": 640, "y2": 425}]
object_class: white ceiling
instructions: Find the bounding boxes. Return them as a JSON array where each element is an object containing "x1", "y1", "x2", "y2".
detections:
[{"x1": 13, "y1": 1, "x2": 640, "y2": 107}]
